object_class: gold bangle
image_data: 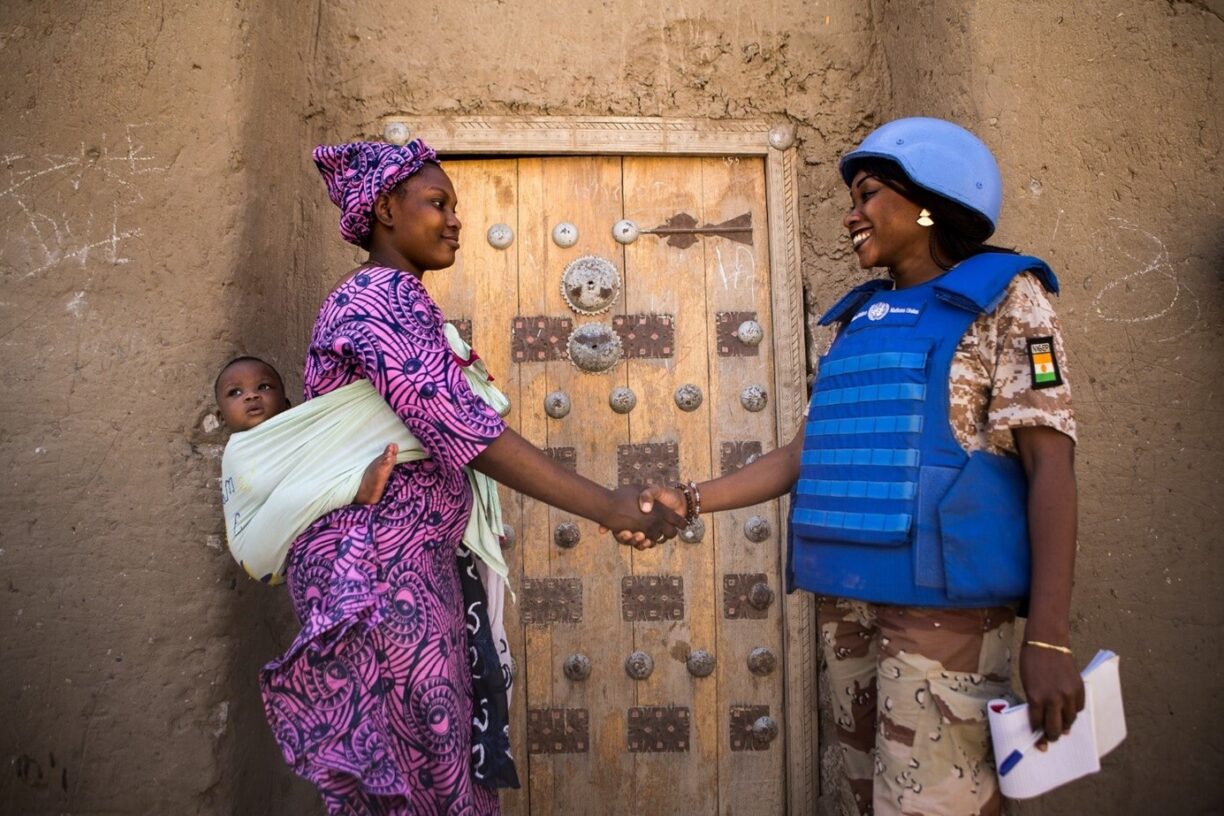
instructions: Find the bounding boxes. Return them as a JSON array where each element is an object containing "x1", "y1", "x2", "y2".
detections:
[{"x1": 1023, "y1": 639, "x2": 1073, "y2": 655}]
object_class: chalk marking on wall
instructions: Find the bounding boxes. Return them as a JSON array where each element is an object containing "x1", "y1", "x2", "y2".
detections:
[
  {"x1": 0, "y1": 155, "x2": 81, "y2": 198},
  {"x1": 22, "y1": 214, "x2": 142, "y2": 279},
  {"x1": 1088, "y1": 218, "x2": 1200, "y2": 343},
  {"x1": 1, "y1": 125, "x2": 162, "y2": 282},
  {"x1": 115, "y1": 123, "x2": 166, "y2": 176},
  {"x1": 66, "y1": 291, "x2": 86, "y2": 317}
]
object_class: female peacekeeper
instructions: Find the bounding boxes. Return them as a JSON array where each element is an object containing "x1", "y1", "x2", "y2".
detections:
[{"x1": 627, "y1": 117, "x2": 1084, "y2": 815}]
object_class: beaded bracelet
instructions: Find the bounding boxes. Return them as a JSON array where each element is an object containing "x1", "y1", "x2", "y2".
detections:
[
  {"x1": 673, "y1": 481, "x2": 702, "y2": 524},
  {"x1": 1022, "y1": 639, "x2": 1073, "y2": 656},
  {"x1": 686, "y1": 480, "x2": 702, "y2": 522},
  {"x1": 672, "y1": 482, "x2": 694, "y2": 522}
]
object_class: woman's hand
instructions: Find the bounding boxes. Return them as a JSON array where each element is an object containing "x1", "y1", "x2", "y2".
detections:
[
  {"x1": 1020, "y1": 644, "x2": 1085, "y2": 741},
  {"x1": 600, "y1": 485, "x2": 684, "y2": 548},
  {"x1": 471, "y1": 430, "x2": 686, "y2": 537},
  {"x1": 598, "y1": 426, "x2": 807, "y2": 547},
  {"x1": 600, "y1": 485, "x2": 687, "y2": 548},
  {"x1": 635, "y1": 484, "x2": 687, "y2": 517}
]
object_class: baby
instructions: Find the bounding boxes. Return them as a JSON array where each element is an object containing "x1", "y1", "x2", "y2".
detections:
[
  {"x1": 212, "y1": 334, "x2": 514, "y2": 589},
  {"x1": 214, "y1": 355, "x2": 396, "y2": 506}
]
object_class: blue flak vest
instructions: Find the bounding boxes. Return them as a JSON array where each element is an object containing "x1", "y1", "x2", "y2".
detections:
[{"x1": 787, "y1": 253, "x2": 1059, "y2": 607}]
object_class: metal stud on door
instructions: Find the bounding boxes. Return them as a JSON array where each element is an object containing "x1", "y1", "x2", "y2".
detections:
[
  {"x1": 747, "y1": 646, "x2": 778, "y2": 676},
  {"x1": 552, "y1": 221, "x2": 579, "y2": 248},
  {"x1": 686, "y1": 649, "x2": 716, "y2": 678},
  {"x1": 487, "y1": 222, "x2": 514, "y2": 249},
  {"x1": 564, "y1": 654, "x2": 592, "y2": 682},
  {"x1": 567, "y1": 322, "x2": 622, "y2": 373},
  {"x1": 740, "y1": 385, "x2": 768, "y2": 412},
  {"x1": 553, "y1": 522, "x2": 581, "y2": 549},
  {"x1": 608, "y1": 386, "x2": 637, "y2": 414},
  {"x1": 625, "y1": 651, "x2": 654, "y2": 680},
  {"x1": 561, "y1": 255, "x2": 621, "y2": 315},
  {"x1": 744, "y1": 515, "x2": 772, "y2": 542},
  {"x1": 679, "y1": 517, "x2": 706, "y2": 544},
  {"x1": 674, "y1": 383, "x2": 703, "y2": 412},
  {"x1": 748, "y1": 582, "x2": 775, "y2": 612},
  {"x1": 544, "y1": 390, "x2": 571, "y2": 419},
  {"x1": 612, "y1": 218, "x2": 640, "y2": 244}
]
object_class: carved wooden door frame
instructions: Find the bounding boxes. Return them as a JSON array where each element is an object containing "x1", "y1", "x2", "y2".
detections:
[{"x1": 383, "y1": 115, "x2": 816, "y2": 815}]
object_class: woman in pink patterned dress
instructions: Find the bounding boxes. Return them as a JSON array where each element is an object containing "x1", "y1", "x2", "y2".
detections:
[{"x1": 259, "y1": 140, "x2": 683, "y2": 816}]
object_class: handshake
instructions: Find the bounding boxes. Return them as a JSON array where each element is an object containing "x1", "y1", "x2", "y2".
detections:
[{"x1": 599, "y1": 483, "x2": 695, "y2": 551}]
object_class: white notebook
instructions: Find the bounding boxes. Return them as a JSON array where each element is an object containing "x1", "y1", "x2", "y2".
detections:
[{"x1": 987, "y1": 650, "x2": 1126, "y2": 799}]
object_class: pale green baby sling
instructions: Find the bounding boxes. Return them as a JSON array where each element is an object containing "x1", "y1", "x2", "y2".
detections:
[{"x1": 220, "y1": 324, "x2": 510, "y2": 587}]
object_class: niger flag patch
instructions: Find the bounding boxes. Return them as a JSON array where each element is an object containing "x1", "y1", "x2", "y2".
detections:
[{"x1": 1026, "y1": 336, "x2": 1063, "y2": 389}]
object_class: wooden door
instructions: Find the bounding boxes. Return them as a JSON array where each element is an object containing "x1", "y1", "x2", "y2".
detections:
[{"x1": 433, "y1": 156, "x2": 787, "y2": 815}]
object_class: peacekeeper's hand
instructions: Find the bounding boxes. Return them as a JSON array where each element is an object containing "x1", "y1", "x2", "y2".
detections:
[
  {"x1": 600, "y1": 484, "x2": 688, "y2": 549},
  {"x1": 600, "y1": 485, "x2": 685, "y2": 549},
  {"x1": 1019, "y1": 643, "x2": 1085, "y2": 743}
]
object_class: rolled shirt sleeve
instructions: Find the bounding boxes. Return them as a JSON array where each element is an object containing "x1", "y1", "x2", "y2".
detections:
[{"x1": 983, "y1": 272, "x2": 1076, "y2": 450}]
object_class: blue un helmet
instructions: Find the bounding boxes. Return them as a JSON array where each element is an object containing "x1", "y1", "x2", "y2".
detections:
[{"x1": 839, "y1": 117, "x2": 1003, "y2": 238}]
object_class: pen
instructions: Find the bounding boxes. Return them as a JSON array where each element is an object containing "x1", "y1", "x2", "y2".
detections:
[{"x1": 998, "y1": 728, "x2": 1046, "y2": 776}]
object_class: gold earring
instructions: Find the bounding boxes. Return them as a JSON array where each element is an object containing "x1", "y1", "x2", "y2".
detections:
[{"x1": 916, "y1": 209, "x2": 934, "y2": 227}]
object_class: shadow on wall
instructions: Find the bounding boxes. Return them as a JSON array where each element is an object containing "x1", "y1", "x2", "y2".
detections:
[
  {"x1": 871, "y1": 0, "x2": 980, "y2": 123},
  {"x1": 228, "y1": 592, "x2": 320, "y2": 814},
  {"x1": 221, "y1": 0, "x2": 329, "y2": 813}
]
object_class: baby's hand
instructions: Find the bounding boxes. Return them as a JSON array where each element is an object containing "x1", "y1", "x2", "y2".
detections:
[{"x1": 355, "y1": 444, "x2": 398, "y2": 505}]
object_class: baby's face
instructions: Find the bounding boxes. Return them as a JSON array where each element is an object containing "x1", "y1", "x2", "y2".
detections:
[{"x1": 215, "y1": 360, "x2": 289, "y2": 431}]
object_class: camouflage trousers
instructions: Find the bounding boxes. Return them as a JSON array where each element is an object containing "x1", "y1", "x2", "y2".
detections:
[{"x1": 817, "y1": 597, "x2": 1015, "y2": 816}]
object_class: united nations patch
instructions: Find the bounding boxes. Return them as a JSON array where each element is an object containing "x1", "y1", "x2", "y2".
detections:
[{"x1": 1026, "y1": 336, "x2": 1063, "y2": 389}]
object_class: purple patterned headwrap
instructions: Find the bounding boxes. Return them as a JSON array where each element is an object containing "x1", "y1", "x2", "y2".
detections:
[{"x1": 313, "y1": 139, "x2": 440, "y2": 247}]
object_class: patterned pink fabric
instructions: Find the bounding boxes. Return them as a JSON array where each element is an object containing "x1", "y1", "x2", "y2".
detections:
[
  {"x1": 313, "y1": 140, "x2": 439, "y2": 246},
  {"x1": 260, "y1": 267, "x2": 507, "y2": 815}
]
